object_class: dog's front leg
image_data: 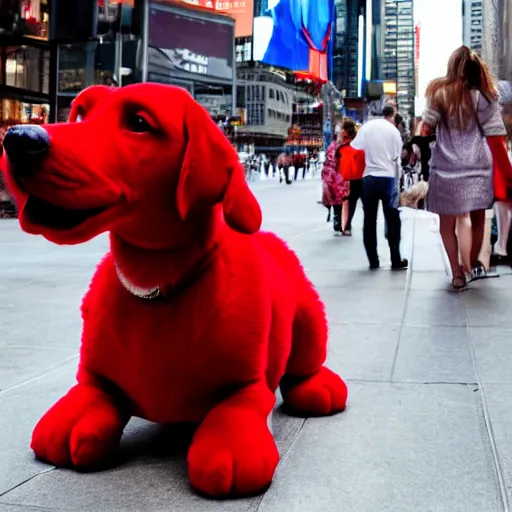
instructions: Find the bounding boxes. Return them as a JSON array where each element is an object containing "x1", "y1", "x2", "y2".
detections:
[
  {"x1": 31, "y1": 383, "x2": 129, "y2": 469},
  {"x1": 187, "y1": 381, "x2": 278, "y2": 498}
]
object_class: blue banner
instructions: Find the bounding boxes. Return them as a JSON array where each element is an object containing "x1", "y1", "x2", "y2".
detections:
[{"x1": 253, "y1": 0, "x2": 335, "y2": 80}]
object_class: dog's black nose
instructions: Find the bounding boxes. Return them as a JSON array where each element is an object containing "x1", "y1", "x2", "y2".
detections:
[{"x1": 2, "y1": 125, "x2": 50, "y2": 173}]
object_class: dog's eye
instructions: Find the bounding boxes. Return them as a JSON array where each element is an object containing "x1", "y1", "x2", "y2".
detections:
[{"x1": 126, "y1": 114, "x2": 152, "y2": 133}]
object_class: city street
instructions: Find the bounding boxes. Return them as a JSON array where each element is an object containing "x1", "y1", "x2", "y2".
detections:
[{"x1": 2, "y1": 178, "x2": 512, "y2": 512}]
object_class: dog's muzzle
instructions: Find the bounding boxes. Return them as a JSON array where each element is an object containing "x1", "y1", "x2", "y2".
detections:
[{"x1": 2, "y1": 124, "x2": 50, "y2": 176}]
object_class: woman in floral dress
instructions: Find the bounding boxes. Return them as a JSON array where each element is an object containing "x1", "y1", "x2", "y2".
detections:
[{"x1": 322, "y1": 123, "x2": 350, "y2": 235}]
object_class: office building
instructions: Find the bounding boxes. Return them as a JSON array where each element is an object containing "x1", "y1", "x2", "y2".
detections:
[
  {"x1": 463, "y1": 0, "x2": 483, "y2": 55},
  {"x1": 481, "y1": 0, "x2": 511, "y2": 80},
  {"x1": 235, "y1": 67, "x2": 322, "y2": 152},
  {"x1": 0, "y1": 0, "x2": 237, "y2": 130},
  {"x1": 332, "y1": 0, "x2": 362, "y2": 98},
  {"x1": 379, "y1": 0, "x2": 415, "y2": 120}
]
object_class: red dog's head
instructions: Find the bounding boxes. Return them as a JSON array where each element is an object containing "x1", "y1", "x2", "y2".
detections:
[{"x1": 0, "y1": 84, "x2": 261, "y2": 248}]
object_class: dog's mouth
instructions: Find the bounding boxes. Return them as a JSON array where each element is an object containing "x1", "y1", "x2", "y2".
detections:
[{"x1": 23, "y1": 195, "x2": 108, "y2": 230}]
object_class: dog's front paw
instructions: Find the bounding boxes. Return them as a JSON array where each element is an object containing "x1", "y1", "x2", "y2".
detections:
[
  {"x1": 31, "y1": 384, "x2": 126, "y2": 469},
  {"x1": 187, "y1": 409, "x2": 279, "y2": 497}
]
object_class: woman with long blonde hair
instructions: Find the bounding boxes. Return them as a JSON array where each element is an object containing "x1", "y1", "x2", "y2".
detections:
[{"x1": 422, "y1": 46, "x2": 509, "y2": 289}]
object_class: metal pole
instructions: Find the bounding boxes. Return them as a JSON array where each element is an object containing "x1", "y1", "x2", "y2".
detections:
[
  {"x1": 114, "y1": 32, "x2": 122, "y2": 86},
  {"x1": 141, "y1": 0, "x2": 149, "y2": 82}
]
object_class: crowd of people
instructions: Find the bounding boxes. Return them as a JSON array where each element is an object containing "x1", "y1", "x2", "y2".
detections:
[
  {"x1": 241, "y1": 151, "x2": 325, "y2": 183},
  {"x1": 320, "y1": 45, "x2": 512, "y2": 290}
]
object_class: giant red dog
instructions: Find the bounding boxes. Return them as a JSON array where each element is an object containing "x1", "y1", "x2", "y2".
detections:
[{"x1": 1, "y1": 84, "x2": 347, "y2": 498}]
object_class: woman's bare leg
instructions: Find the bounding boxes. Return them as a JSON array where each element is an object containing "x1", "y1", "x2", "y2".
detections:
[
  {"x1": 440, "y1": 214, "x2": 464, "y2": 278},
  {"x1": 342, "y1": 199, "x2": 350, "y2": 232},
  {"x1": 456, "y1": 213, "x2": 472, "y2": 272},
  {"x1": 469, "y1": 209, "x2": 487, "y2": 267},
  {"x1": 494, "y1": 202, "x2": 511, "y2": 256}
]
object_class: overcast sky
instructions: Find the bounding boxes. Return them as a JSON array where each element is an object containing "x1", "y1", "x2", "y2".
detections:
[{"x1": 414, "y1": 0, "x2": 463, "y2": 113}]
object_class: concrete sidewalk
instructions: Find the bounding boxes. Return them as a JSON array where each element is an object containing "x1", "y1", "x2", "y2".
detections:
[{"x1": 1, "y1": 179, "x2": 512, "y2": 512}]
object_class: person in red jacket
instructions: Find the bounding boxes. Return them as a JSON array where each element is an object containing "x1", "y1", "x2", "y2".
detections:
[
  {"x1": 337, "y1": 119, "x2": 365, "y2": 235},
  {"x1": 491, "y1": 81, "x2": 512, "y2": 265}
]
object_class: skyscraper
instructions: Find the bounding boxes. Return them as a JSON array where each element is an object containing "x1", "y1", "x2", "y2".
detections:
[
  {"x1": 463, "y1": 0, "x2": 483, "y2": 55},
  {"x1": 481, "y1": 0, "x2": 511, "y2": 80},
  {"x1": 332, "y1": 0, "x2": 364, "y2": 98},
  {"x1": 380, "y1": 0, "x2": 415, "y2": 119}
]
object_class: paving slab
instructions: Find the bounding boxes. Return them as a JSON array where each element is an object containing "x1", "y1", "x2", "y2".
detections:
[
  {"x1": 0, "y1": 364, "x2": 77, "y2": 497},
  {"x1": 409, "y1": 270, "x2": 452, "y2": 291},
  {"x1": 326, "y1": 322, "x2": 400, "y2": 382},
  {"x1": 471, "y1": 327, "x2": 512, "y2": 384},
  {"x1": 392, "y1": 326, "x2": 476, "y2": 384},
  {"x1": 463, "y1": 285, "x2": 512, "y2": 328},
  {"x1": 403, "y1": 290, "x2": 467, "y2": 327},
  {"x1": 481, "y1": 384, "x2": 512, "y2": 505},
  {"x1": 257, "y1": 382, "x2": 501, "y2": 512}
]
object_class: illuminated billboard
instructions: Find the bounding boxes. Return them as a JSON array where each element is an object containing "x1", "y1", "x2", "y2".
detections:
[
  {"x1": 148, "y1": 6, "x2": 234, "y2": 82},
  {"x1": 180, "y1": 0, "x2": 254, "y2": 37},
  {"x1": 253, "y1": 0, "x2": 334, "y2": 81}
]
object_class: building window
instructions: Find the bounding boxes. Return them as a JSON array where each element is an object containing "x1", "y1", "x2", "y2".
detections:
[
  {"x1": 1, "y1": 98, "x2": 49, "y2": 132},
  {"x1": 0, "y1": 0, "x2": 50, "y2": 39},
  {"x1": 58, "y1": 42, "x2": 96, "y2": 94},
  {"x1": 2, "y1": 45, "x2": 49, "y2": 94}
]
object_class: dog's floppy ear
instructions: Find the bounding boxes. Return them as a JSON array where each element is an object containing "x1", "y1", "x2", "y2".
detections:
[{"x1": 176, "y1": 97, "x2": 262, "y2": 234}]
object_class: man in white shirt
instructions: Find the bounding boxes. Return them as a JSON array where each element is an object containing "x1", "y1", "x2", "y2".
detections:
[{"x1": 351, "y1": 105, "x2": 408, "y2": 270}]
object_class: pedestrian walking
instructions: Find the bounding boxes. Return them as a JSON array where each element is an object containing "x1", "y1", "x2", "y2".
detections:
[
  {"x1": 422, "y1": 46, "x2": 512, "y2": 289},
  {"x1": 338, "y1": 119, "x2": 365, "y2": 236},
  {"x1": 350, "y1": 105, "x2": 408, "y2": 270},
  {"x1": 322, "y1": 122, "x2": 350, "y2": 235}
]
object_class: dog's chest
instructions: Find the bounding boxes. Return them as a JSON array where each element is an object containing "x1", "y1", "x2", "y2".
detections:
[{"x1": 80, "y1": 278, "x2": 265, "y2": 423}]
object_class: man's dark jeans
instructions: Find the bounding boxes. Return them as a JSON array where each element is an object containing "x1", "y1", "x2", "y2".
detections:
[{"x1": 362, "y1": 175, "x2": 402, "y2": 266}]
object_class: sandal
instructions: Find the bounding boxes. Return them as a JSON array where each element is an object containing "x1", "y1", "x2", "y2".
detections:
[
  {"x1": 468, "y1": 260, "x2": 486, "y2": 282},
  {"x1": 451, "y1": 275, "x2": 467, "y2": 290}
]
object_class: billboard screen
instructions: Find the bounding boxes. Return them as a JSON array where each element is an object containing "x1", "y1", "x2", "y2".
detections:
[
  {"x1": 180, "y1": 0, "x2": 254, "y2": 37},
  {"x1": 253, "y1": 0, "x2": 334, "y2": 81},
  {"x1": 148, "y1": 6, "x2": 234, "y2": 82}
]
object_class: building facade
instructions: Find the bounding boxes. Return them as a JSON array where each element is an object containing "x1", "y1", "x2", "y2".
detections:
[
  {"x1": 463, "y1": 0, "x2": 483, "y2": 56},
  {"x1": 0, "y1": 0, "x2": 145, "y2": 130},
  {"x1": 379, "y1": 0, "x2": 414, "y2": 120},
  {"x1": 332, "y1": 0, "x2": 362, "y2": 98},
  {"x1": 481, "y1": 0, "x2": 511, "y2": 81},
  {"x1": 0, "y1": 0, "x2": 237, "y2": 132},
  {"x1": 235, "y1": 67, "x2": 321, "y2": 152}
]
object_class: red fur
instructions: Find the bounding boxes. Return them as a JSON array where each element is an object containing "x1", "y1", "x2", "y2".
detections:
[{"x1": 1, "y1": 84, "x2": 347, "y2": 498}]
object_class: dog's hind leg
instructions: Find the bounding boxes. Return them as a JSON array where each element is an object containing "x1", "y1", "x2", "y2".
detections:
[{"x1": 279, "y1": 284, "x2": 348, "y2": 416}]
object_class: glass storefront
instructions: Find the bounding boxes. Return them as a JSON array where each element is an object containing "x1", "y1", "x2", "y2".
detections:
[
  {"x1": 2, "y1": 45, "x2": 50, "y2": 94},
  {"x1": 1, "y1": 98, "x2": 49, "y2": 131},
  {"x1": 0, "y1": 43, "x2": 51, "y2": 130},
  {"x1": 0, "y1": 0, "x2": 50, "y2": 39}
]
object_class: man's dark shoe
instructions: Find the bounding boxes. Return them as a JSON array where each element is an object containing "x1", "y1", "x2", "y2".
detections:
[
  {"x1": 369, "y1": 260, "x2": 380, "y2": 270},
  {"x1": 391, "y1": 258, "x2": 409, "y2": 271},
  {"x1": 490, "y1": 253, "x2": 510, "y2": 267}
]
